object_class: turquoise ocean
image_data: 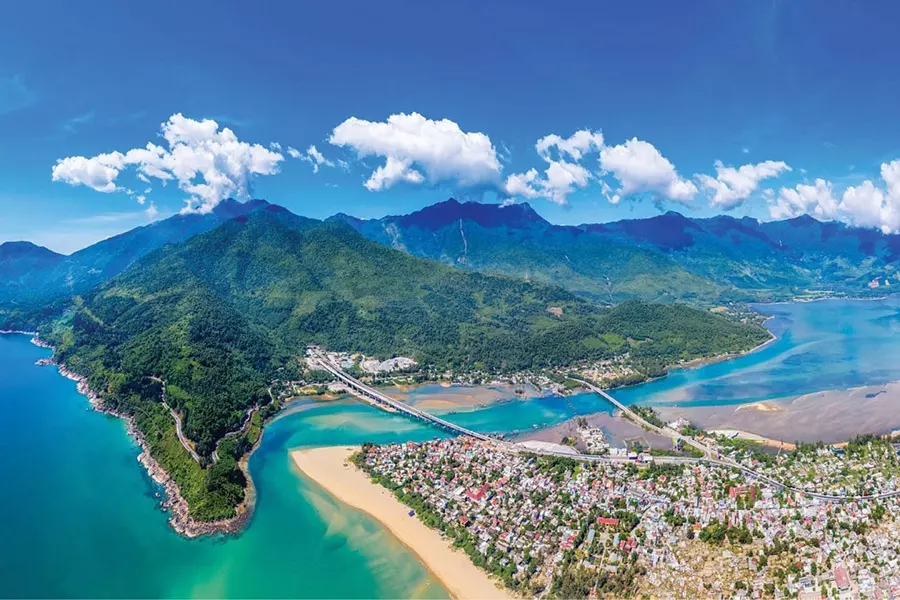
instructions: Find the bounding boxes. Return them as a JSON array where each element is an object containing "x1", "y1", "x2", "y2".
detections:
[{"x1": 1, "y1": 297, "x2": 899, "y2": 597}]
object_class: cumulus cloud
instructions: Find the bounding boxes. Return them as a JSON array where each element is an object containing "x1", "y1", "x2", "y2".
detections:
[
  {"x1": 766, "y1": 161, "x2": 900, "y2": 233},
  {"x1": 698, "y1": 160, "x2": 792, "y2": 209},
  {"x1": 329, "y1": 112, "x2": 502, "y2": 192},
  {"x1": 51, "y1": 113, "x2": 284, "y2": 213},
  {"x1": 536, "y1": 130, "x2": 604, "y2": 162},
  {"x1": 52, "y1": 152, "x2": 125, "y2": 193},
  {"x1": 766, "y1": 179, "x2": 840, "y2": 221},
  {"x1": 294, "y1": 144, "x2": 336, "y2": 173},
  {"x1": 504, "y1": 130, "x2": 602, "y2": 205},
  {"x1": 599, "y1": 138, "x2": 698, "y2": 205}
]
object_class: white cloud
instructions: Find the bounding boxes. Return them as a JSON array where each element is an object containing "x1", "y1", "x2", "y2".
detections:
[
  {"x1": 297, "y1": 144, "x2": 335, "y2": 173},
  {"x1": 269, "y1": 142, "x2": 282, "y2": 151},
  {"x1": 504, "y1": 129, "x2": 602, "y2": 205},
  {"x1": 52, "y1": 113, "x2": 284, "y2": 213},
  {"x1": 287, "y1": 146, "x2": 302, "y2": 159},
  {"x1": 146, "y1": 202, "x2": 159, "y2": 221},
  {"x1": 536, "y1": 130, "x2": 603, "y2": 161},
  {"x1": 599, "y1": 138, "x2": 698, "y2": 205},
  {"x1": 839, "y1": 160, "x2": 900, "y2": 232},
  {"x1": 504, "y1": 168, "x2": 541, "y2": 200},
  {"x1": 366, "y1": 156, "x2": 425, "y2": 190},
  {"x1": 698, "y1": 160, "x2": 791, "y2": 209},
  {"x1": 766, "y1": 161, "x2": 900, "y2": 233},
  {"x1": 766, "y1": 179, "x2": 839, "y2": 220},
  {"x1": 51, "y1": 152, "x2": 125, "y2": 193},
  {"x1": 329, "y1": 112, "x2": 502, "y2": 191}
]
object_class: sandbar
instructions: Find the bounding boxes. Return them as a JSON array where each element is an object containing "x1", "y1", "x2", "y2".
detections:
[
  {"x1": 290, "y1": 446, "x2": 511, "y2": 600},
  {"x1": 656, "y1": 381, "x2": 900, "y2": 444}
]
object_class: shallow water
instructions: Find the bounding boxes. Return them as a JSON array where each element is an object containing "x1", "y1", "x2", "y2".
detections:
[{"x1": 1, "y1": 297, "x2": 898, "y2": 597}]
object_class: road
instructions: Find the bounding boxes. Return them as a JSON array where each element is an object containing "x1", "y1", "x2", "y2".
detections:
[
  {"x1": 571, "y1": 378, "x2": 714, "y2": 458},
  {"x1": 211, "y1": 405, "x2": 259, "y2": 464},
  {"x1": 149, "y1": 376, "x2": 202, "y2": 464},
  {"x1": 163, "y1": 400, "x2": 202, "y2": 464},
  {"x1": 309, "y1": 350, "x2": 492, "y2": 442},
  {"x1": 309, "y1": 352, "x2": 900, "y2": 503}
]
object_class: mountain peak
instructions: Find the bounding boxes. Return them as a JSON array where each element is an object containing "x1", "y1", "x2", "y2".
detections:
[
  {"x1": 393, "y1": 198, "x2": 549, "y2": 230},
  {"x1": 0, "y1": 241, "x2": 63, "y2": 260},
  {"x1": 211, "y1": 197, "x2": 270, "y2": 218}
]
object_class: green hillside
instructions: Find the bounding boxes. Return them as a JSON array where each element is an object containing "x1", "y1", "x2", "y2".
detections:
[{"x1": 45, "y1": 205, "x2": 769, "y2": 520}]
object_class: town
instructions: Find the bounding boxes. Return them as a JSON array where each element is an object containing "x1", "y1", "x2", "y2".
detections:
[{"x1": 353, "y1": 434, "x2": 900, "y2": 599}]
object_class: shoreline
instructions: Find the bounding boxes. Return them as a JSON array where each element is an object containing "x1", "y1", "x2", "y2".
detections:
[
  {"x1": 23, "y1": 333, "x2": 257, "y2": 538},
  {"x1": 291, "y1": 446, "x2": 511, "y2": 600},
  {"x1": 670, "y1": 318, "x2": 777, "y2": 372}
]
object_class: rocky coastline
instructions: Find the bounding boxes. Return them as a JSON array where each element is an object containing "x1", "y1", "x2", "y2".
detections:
[{"x1": 27, "y1": 333, "x2": 257, "y2": 538}]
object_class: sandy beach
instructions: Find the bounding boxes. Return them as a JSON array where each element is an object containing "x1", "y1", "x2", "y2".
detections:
[{"x1": 291, "y1": 446, "x2": 511, "y2": 600}]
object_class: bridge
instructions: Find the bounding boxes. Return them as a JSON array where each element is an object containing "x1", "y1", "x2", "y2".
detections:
[
  {"x1": 308, "y1": 350, "x2": 492, "y2": 442},
  {"x1": 571, "y1": 378, "x2": 714, "y2": 459},
  {"x1": 309, "y1": 351, "x2": 900, "y2": 502}
]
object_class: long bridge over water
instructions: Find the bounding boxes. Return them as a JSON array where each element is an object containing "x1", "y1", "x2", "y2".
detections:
[
  {"x1": 309, "y1": 350, "x2": 900, "y2": 502},
  {"x1": 309, "y1": 350, "x2": 492, "y2": 442}
]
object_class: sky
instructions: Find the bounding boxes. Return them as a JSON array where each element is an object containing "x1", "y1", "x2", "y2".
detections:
[{"x1": 3, "y1": 0, "x2": 900, "y2": 253}]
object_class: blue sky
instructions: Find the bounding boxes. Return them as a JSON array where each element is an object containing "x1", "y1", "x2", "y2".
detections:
[{"x1": 3, "y1": 0, "x2": 900, "y2": 252}]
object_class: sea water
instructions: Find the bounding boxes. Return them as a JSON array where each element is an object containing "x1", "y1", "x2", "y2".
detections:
[{"x1": 1, "y1": 297, "x2": 899, "y2": 597}]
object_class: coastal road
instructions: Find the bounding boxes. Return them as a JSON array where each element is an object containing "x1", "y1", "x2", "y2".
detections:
[
  {"x1": 309, "y1": 352, "x2": 900, "y2": 503},
  {"x1": 163, "y1": 400, "x2": 202, "y2": 464},
  {"x1": 149, "y1": 377, "x2": 203, "y2": 464},
  {"x1": 211, "y1": 405, "x2": 259, "y2": 464}
]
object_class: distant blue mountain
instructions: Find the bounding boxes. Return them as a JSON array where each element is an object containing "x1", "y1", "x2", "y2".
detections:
[
  {"x1": 0, "y1": 198, "x2": 270, "y2": 310},
  {"x1": 334, "y1": 199, "x2": 900, "y2": 302}
]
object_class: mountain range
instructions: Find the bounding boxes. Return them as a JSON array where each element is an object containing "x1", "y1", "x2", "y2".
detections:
[
  {"x1": 335, "y1": 198, "x2": 900, "y2": 303},
  {"x1": 41, "y1": 202, "x2": 768, "y2": 520},
  {"x1": 6, "y1": 198, "x2": 897, "y2": 325},
  {"x1": 0, "y1": 198, "x2": 269, "y2": 313}
]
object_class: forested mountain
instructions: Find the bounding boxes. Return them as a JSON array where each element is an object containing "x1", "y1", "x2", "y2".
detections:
[
  {"x1": 0, "y1": 242, "x2": 66, "y2": 305},
  {"x1": 0, "y1": 198, "x2": 270, "y2": 314},
  {"x1": 337, "y1": 199, "x2": 900, "y2": 303},
  {"x1": 588, "y1": 211, "x2": 900, "y2": 295},
  {"x1": 46, "y1": 203, "x2": 768, "y2": 519},
  {"x1": 333, "y1": 200, "x2": 730, "y2": 304}
]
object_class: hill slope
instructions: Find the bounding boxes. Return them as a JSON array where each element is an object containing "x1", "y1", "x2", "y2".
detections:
[
  {"x1": 47, "y1": 205, "x2": 769, "y2": 521},
  {"x1": 338, "y1": 199, "x2": 900, "y2": 302},
  {"x1": 334, "y1": 199, "x2": 730, "y2": 304},
  {"x1": 0, "y1": 198, "x2": 270, "y2": 317}
]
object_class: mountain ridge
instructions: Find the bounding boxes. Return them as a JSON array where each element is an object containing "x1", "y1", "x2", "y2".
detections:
[
  {"x1": 337, "y1": 199, "x2": 900, "y2": 302},
  {"x1": 0, "y1": 198, "x2": 271, "y2": 313},
  {"x1": 46, "y1": 205, "x2": 769, "y2": 521}
]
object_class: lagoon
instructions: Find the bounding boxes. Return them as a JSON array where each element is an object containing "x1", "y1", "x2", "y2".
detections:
[{"x1": 1, "y1": 297, "x2": 899, "y2": 597}]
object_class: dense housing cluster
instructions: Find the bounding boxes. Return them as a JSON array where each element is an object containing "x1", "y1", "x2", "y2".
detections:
[{"x1": 355, "y1": 436, "x2": 900, "y2": 599}]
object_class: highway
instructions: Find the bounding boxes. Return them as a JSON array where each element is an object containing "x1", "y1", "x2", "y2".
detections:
[
  {"x1": 309, "y1": 352, "x2": 900, "y2": 503},
  {"x1": 149, "y1": 376, "x2": 202, "y2": 464},
  {"x1": 309, "y1": 350, "x2": 492, "y2": 442},
  {"x1": 211, "y1": 405, "x2": 259, "y2": 464},
  {"x1": 571, "y1": 378, "x2": 714, "y2": 458},
  {"x1": 163, "y1": 400, "x2": 202, "y2": 464}
]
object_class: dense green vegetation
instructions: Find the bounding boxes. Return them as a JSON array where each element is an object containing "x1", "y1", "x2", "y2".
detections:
[
  {"x1": 41, "y1": 206, "x2": 768, "y2": 521},
  {"x1": 342, "y1": 199, "x2": 900, "y2": 304}
]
